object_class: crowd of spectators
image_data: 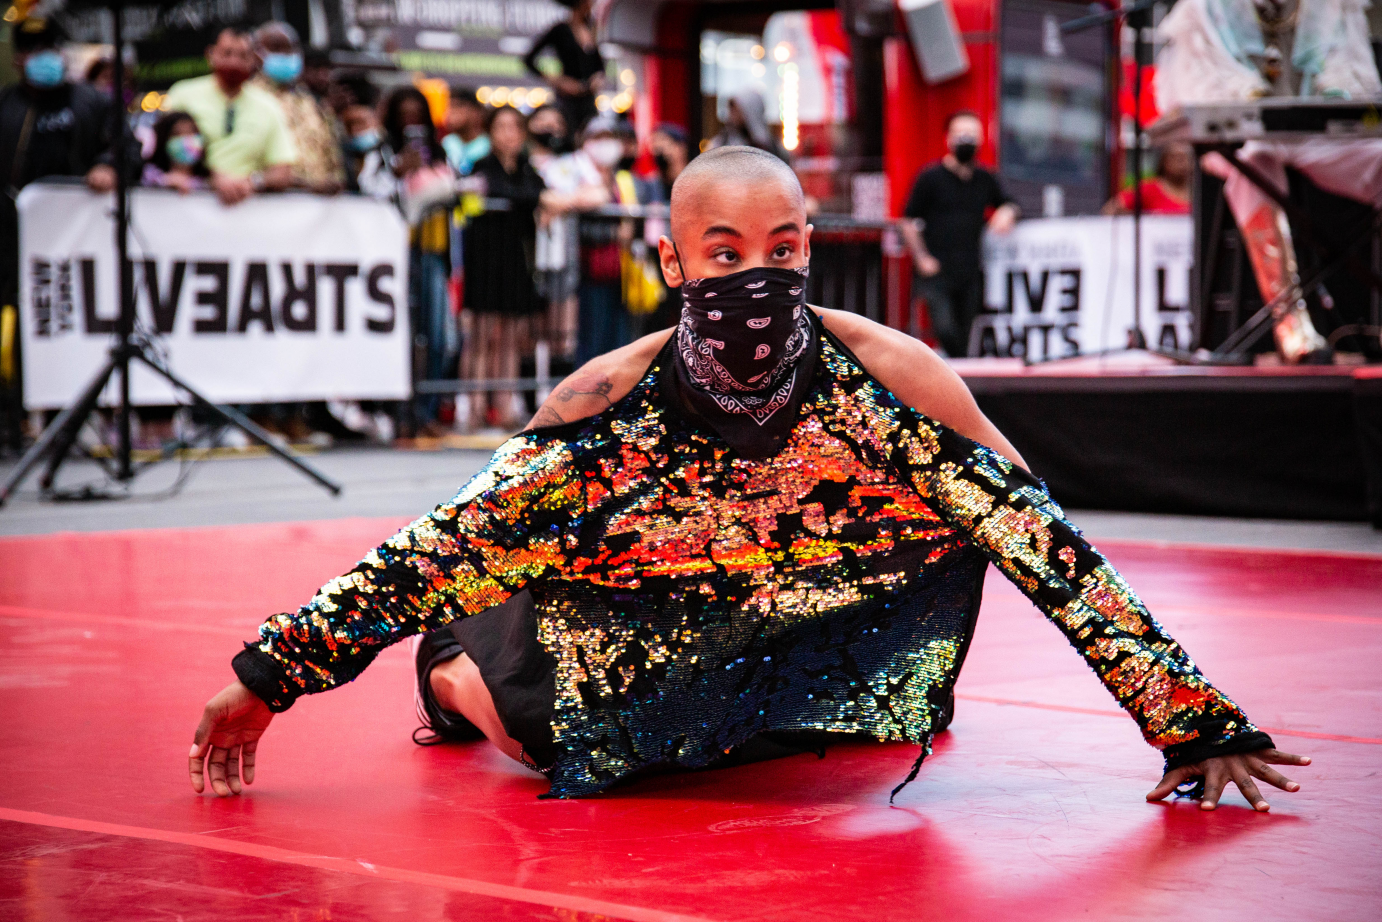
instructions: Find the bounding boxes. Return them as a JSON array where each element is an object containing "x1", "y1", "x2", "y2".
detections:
[{"x1": 0, "y1": 14, "x2": 691, "y2": 450}]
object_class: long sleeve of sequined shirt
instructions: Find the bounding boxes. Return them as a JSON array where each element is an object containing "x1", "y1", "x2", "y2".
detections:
[
  {"x1": 882, "y1": 390, "x2": 1271, "y2": 770},
  {"x1": 231, "y1": 438, "x2": 580, "y2": 710}
]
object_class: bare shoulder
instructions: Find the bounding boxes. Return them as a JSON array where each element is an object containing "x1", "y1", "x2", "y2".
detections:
[
  {"x1": 811, "y1": 307, "x2": 959, "y2": 413},
  {"x1": 811, "y1": 307, "x2": 1028, "y2": 469},
  {"x1": 525, "y1": 328, "x2": 675, "y2": 431}
]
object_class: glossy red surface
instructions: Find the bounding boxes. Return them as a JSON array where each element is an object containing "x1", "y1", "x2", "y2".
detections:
[{"x1": 2, "y1": 519, "x2": 1379, "y2": 921}]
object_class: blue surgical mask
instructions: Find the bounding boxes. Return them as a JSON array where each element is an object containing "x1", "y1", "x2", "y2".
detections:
[
  {"x1": 348, "y1": 128, "x2": 381, "y2": 153},
  {"x1": 24, "y1": 50, "x2": 66, "y2": 89},
  {"x1": 166, "y1": 133, "x2": 204, "y2": 167},
  {"x1": 261, "y1": 52, "x2": 303, "y2": 85}
]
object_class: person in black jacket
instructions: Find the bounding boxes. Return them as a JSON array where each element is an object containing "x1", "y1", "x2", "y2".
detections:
[
  {"x1": 898, "y1": 111, "x2": 1018, "y2": 358},
  {"x1": 0, "y1": 18, "x2": 119, "y2": 293},
  {"x1": 523, "y1": 0, "x2": 605, "y2": 135},
  {"x1": 0, "y1": 16, "x2": 121, "y2": 451}
]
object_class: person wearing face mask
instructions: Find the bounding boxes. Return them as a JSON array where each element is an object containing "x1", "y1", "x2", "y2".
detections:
[
  {"x1": 250, "y1": 22, "x2": 344, "y2": 194},
  {"x1": 898, "y1": 111, "x2": 1018, "y2": 358},
  {"x1": 526, "y1": 105, "x2": 574, "y2": 163},
  {"x1": 527, "y1": 105, "x2": 606, "y2": 360},
  {"x1": 648, "y1": 123, "x2": 689, "y2": 202},
  {"x1": 0, "y1": 16, "x2": 124, "y2": 451},
  {"x1": 142, "y1": 111, "x2": 211, "y2": 192},
  {"x1": 574, "y1": 117, "x2": 637, "y2": 364},
  {"x1": 193, "y1": 147, "x2": 1303, "y2": 819},
  {"x1": 338, "y1": 100, "x2": 384, "y2": 195},
  {"x1": 440, "y1": 90, "x2": 490, "y2": 177},
  {"x1": 162, "y1": 28, "x2": 296, "y2": 206}
]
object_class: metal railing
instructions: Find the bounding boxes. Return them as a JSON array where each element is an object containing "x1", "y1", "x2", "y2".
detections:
[{"x1": 415, "y1": 201, "x2": 907, "y2": 401}]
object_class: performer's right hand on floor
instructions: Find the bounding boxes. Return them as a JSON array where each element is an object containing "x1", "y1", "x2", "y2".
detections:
[{"x1": 190, "y1": 680, "x2": 274, "y2": 796}]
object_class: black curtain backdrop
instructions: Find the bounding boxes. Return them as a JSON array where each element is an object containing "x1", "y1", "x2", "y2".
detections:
[
  {"x1": 971, "y1": 378, "x2": 1374, "y2": 522},
  {"x1": 1355, "y1": 373, "x2": 1382, "y2": 527}
]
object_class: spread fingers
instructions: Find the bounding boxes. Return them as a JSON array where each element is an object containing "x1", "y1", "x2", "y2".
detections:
[
  {"x1": 1250, "y1": 759, "x2": 1300, "y2": 793},
  {"x1": 224, "y1": 745, "x2": 242, "y2": 795},
  {"x1": 1233, "y1": 771, "x2": 1268, "y2": 811},
  {"x1": 1200, "y1": 765, "x2": 1229, "y2": 811}
]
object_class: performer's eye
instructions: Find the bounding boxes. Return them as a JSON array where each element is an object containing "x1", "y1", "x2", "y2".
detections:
[
  {"x1": 713, "y1": 248, "x2": 740, "y2": 265},
  {"x1": 772, "y1": 244, "x2": 794, "y2": 260}
]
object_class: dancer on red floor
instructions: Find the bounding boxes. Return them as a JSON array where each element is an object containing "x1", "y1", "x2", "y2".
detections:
[{"x1": 191, "y1": 147, "x2": 1308, "y2": 808}]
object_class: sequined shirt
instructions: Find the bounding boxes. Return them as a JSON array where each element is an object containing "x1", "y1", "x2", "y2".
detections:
[{"x1": 235, "y1": 331, "x2": 1270, "y2": 797}]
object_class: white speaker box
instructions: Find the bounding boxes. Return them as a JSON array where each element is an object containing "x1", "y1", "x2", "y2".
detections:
[{"x1": 898, "y1": 0, "x2": 970, "y2": 84}]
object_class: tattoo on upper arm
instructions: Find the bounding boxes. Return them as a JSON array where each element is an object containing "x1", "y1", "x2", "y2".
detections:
[
  {"x1": 527, "y1": 373, "x2": 618, "y2": 430},
  {"x1": 530, "y1": 405, "x2": 565, "y2": 428},
  {"x1": 555, "y1": 376, "x2": 614, "y2": 406}
]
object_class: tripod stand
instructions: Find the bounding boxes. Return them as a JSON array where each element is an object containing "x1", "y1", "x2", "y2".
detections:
[{"x1": 0, "y1": 3, "x2": 340, "y2": 507}]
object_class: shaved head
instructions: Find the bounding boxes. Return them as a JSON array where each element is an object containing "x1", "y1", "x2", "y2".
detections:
[
  {"x1": 658, "y1": 145, "x2": 810, "y2": 288},
  {"x1": 670, "y1": 146, "x2": 804, "y2": 245}
]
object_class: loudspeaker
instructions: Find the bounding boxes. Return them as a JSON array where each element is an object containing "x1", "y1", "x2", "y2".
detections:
[{"x1": 899, "y1": 0, "x2": 970, "y2": 84}]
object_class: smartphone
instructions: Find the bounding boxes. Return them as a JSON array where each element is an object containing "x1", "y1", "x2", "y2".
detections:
[{"x1": 403, "y1": 124, "x2": 431, "y2": 165}]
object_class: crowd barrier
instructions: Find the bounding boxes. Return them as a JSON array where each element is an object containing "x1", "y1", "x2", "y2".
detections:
[
  {"x1": 18, "y1": 183, "x2": 411, "y2": 410},
  {"x1": 11, "y1": 181, "x2": 1197, "y2": 416}
]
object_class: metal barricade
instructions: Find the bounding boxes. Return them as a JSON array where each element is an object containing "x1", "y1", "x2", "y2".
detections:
[{"x1": 413, "y1": 201, "x2": 908, "y2": 404}]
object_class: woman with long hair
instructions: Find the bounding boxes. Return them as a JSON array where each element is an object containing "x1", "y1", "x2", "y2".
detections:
[{"x1": 522, "y1": 0, "x2": 605, "y2": 134}]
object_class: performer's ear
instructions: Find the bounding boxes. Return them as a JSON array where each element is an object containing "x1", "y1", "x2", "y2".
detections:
[{"x1": 658, "y1": 236, "x2": 684, "y2": 288}]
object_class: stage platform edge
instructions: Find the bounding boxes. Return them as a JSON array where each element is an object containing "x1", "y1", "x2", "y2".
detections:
[{"x1": 951, "y1": 358, "x2": 1382, "y2": 524}]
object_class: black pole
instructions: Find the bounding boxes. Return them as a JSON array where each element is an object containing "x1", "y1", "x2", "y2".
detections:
[
  {"x1": 109, "y1": 0, "x2": 134, "y2": 480},
  {"x1": 1062, "y1": 0, "x2": 1160, "y2": 355},
  {"x1": 1127, "y1": 5, "x2": 1148, "y2": 349}
]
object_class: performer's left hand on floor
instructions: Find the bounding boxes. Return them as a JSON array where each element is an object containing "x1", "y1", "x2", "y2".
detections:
[{"x1": 1146, "y1": 748, "x2": 1311, "y2": 812}]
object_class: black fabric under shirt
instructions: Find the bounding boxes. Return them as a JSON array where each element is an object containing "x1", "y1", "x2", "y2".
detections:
[{"x1": 903, "y1": 163, "x2": 1011, "y2": 281}]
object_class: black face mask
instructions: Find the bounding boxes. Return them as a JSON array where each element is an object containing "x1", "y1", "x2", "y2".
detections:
[
  {"x1": 667, "y1": 254, "x2": 818, "y2": 458},
  {"x1": 653, "y1": 151, "x2": 670, "y2": 177},
  {"x1": 617, "y1": 154, "x2": 637, "y2": 171},
  {"x1": 952, "y1": 140, "x2": 978, "y2": 165},
  {"x1": 530, "y1": 130, "x2": 569, "y2": 154}
]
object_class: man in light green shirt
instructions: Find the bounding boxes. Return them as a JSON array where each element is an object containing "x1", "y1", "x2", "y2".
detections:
[{"x1": 162, "y1": 28, "x2": 296, "y2": 204}]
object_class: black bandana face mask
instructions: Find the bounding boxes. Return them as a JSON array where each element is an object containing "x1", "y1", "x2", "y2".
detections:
[{"x1": 667, "y1": 253, "x2": 818, "y2": 458}]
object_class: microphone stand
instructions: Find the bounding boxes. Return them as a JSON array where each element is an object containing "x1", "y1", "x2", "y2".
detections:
[{"x1": 1028, "y1": 0, "x2": 1159, "y2": 363}]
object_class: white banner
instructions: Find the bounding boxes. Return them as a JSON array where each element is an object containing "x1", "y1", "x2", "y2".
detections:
[
  {"x1": 976, "y1": 215, "x2": 1194, "y2": 360},
  {"x1": 19, "y1": 184, "x2": 411, "y2": 409}
]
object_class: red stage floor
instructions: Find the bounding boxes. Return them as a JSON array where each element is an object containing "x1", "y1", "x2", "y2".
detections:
[{"x1": 2, "y1": 518, "x2": 1379, "y2": 921}]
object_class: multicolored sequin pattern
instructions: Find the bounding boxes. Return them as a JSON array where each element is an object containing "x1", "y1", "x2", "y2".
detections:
[
  {"x1": 251, "y1": 437, "x2": 579, "y2": 694},
  {"x1": 251, "y1": 333, "x2": 1260, "y2": 795}
]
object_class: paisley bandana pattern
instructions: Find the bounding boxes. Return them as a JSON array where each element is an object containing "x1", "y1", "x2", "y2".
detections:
[{"x1": 676, "y1": 265, "x2": 811, "y2": 423}]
